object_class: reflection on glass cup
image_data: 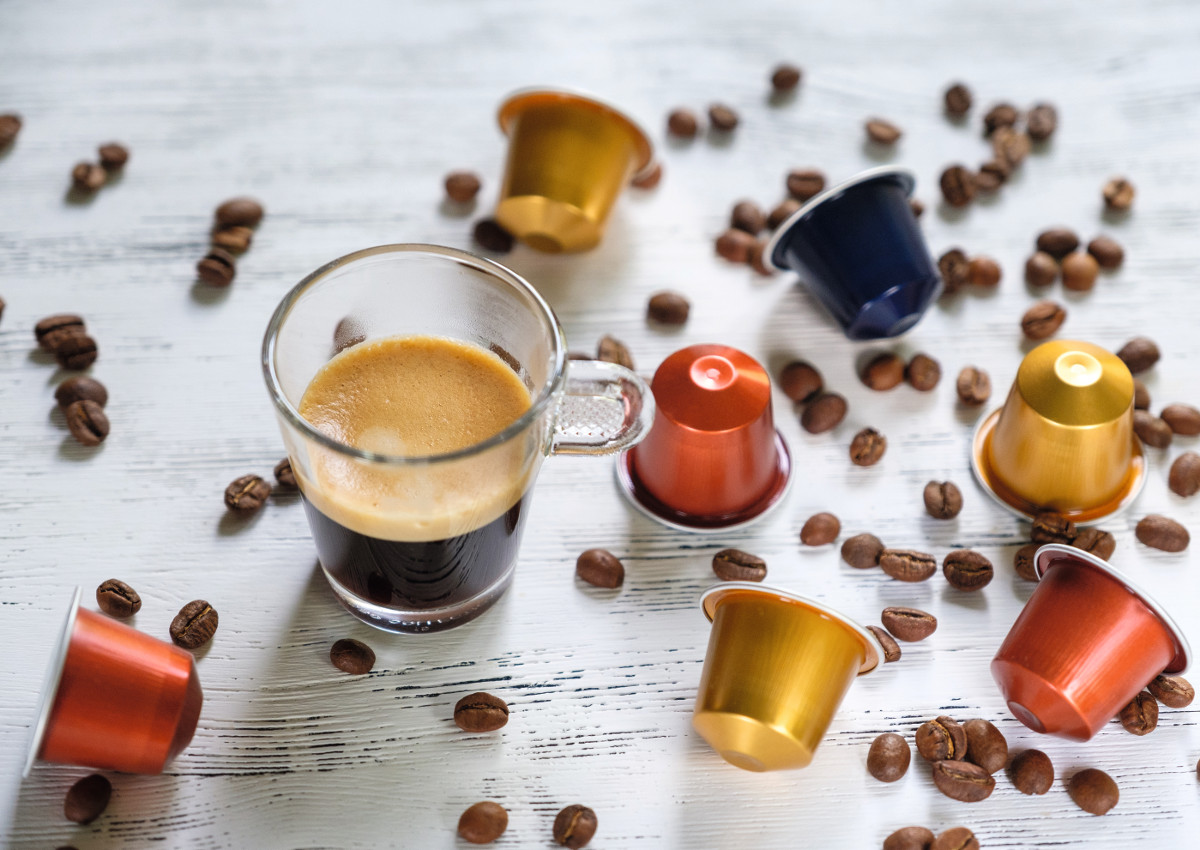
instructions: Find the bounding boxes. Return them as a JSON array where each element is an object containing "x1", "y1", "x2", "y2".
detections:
[{"x1": 263, "y1": 244, "x2": 653, "y2": 634}]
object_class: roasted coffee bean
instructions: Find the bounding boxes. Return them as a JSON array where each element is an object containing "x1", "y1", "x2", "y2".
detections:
[
  {"x1": 274, "y1": 458, "x2": 297, "y2": 489},
  {"x1": 924, "y1": 480, "x2": 963, "y2": 519},
  {"x1": 329, "y1": 638, "x2": 375, "y2": 674},
  {"x1": 1136, "y1": 514, "x2": 1189, "y2": 552},
  {"x1": 715, "y1": 228, "x2": 756, "y2": 263},
  {"x1": 1161, "y1": 403, "x2": 1200, "y2": 435},
  {"x1": 1073, "y1": 527, "x2": 1116, "y2": 560},
  {"x1": 458, "y1": 801, "x2": 508, "y2": 844},
  {"x1": 576, "y1": 548, "x2": 625, "y2": 588},
  {"x1": 64, "y1": 774, "x2": 111, "y2": 824},
  {"x1": 771, "y1": 63, "x2": 802, "y2": 92},
  {"x1": 938, "y1": 248, "x2": 970, "y2": 294},
  {"x1": 800, "y1": 512, "x2": 840, "y2": 546},
  {"x1": 881, "y1": 607, "x2": 936, "y2": 642},
  {"x1": 0, "y1": 113, "x2": 21, "y2": 146},
  {"x1": 905, "y1": 353, "x2": 941, "y2": 392},
  {"x1": 850, "y1": 428, "x2": 886, "y2": 466},
  {"x1": 1169, "y1": 452, "x2": 1200, "y2": 497},
  {"x1": 862, "y1": 353, "x2": 905, "y2": 390},
  {"x1": 712, "y1": 548, "x2": 767, "y2": 582},
  {"x1": 939, "y1": 165, "x2": 975, "y2": 207},
  {"x1": 979, "y1": 159, "x2": 1010, "y2": 186},
  {"x1": 1087, "y1": 235, "x2": 1124, "y2": 269},
  {"x1": 747, "y1": 240, "x2": 774, "y2": 276},
  {"x1": 97, "y1": 143, "x2": 129, "y2": 169},
  {"x1": 955, "y1": 367, "x2": 990, "y2": 406},
  {"x1": 454, "y1": 692, "x2": 509, "y2": 732},
  {"x1": 96, "y1": 579, "x2": 141, "y2": 618},
  {"x1": 916, "y1": 716, "x2": 967, "y2": 762},
  {"x1": 884, "y1": 826, "x2": 935, "y2": 850},
  {"x1": 553, "y1": 804, "x2": 597, "y2": 849},
  {"x1": 866, "y1": 118, "x2": 902, "y2": 145},
  {"x1": 1024, "y1": 251, "x2": 1059, "y2": 286},
  {"x1": 36, "y1": 314, "x2": 86, "y2": 351},
  {"x1": 983, "y1": 102, "x2": 1019, "y2": 135},
  {"x1": 767, "y1": 198, "x2": 801, "y2": 228},
  {"x1": 867, "y1": 732, "x2": 910, "y2": 782},
  {"x1": 630, "y1": 161, "x2": 663, "y2": 190},
  {"x1": 944, "y1": 83, "x2": 972, "y2": 116},
  {"x1": 973, "y1": 168, "x2": 1002, "y2": 194},
  {"x1": 596, "y1": 335, "x2": 634, "y2": 369},
  {"x1": 1036, "y1": 227, "x2": 1080, "y2": 259},
  {"x1": 197, "y1": 247, "x2": 236, "y2": 287},
  {"x1": 932, "y1": 827, "x2": 978, "y2": 850},
  {"x1": 64, "y1": 399, "x2": 109, "y2": 446},
  {"x1": 1026, "y1": 102, "x2": 1058, "y2": 141},
  {"x1": 1117, "y1": 337, "x2": 1160, "y2": 374},
  {"x1": 170, "y1": 600, "x2": 218, "y2": 649},
  {"x1": 225, "y1": 474, "x2": 271, "y2": 513},
  {"x1": 1148, "y1": 674, "x2": 1194, "y2": 708},
  {"x1": 1061, "y1": 252, "x2": 1099, "y2": 292},
  {"x1": 1103, "y1": 177, "x2": 1135, "y2": 212},
  {"x1": 780, "y1": 360, "x2": 823, "y2": 403},
  {"x1": 55, "y1": 333, "x2": 98, "y2": 370},
  {"x1": 646, "y1": 291, "x2": 690, "y2": 325},
  {"x1": 211, "y1": 225, "x2": 253, "y2": 253},
  {"x1": 1032, "y1": 511, "x2": 1076, "y2": 544},
  {"x1": 1021, "y1": 300, "x2": 1066, "y2": 340},
  {"x1": 800, "y1": 392, "x2": 847, "y2": 434},
  {"x1": 1009, "y1": 749, "x2": 1054, "y2": 795},
  {"x1": 215, "y1": 197, "x2": 264, "y2": 228},
  {"x1": 56, "y1": 376, "x2": 107, "y2": 409},
  {"x1": 444, "y1": 171, "x2": 482, "y2": 203},
  {"x1": 879, "y1": 548, "x2": 937, "y2": 582},
  {"x1": 967, "y1": 256, "x2": 1001, "y2": 287},
  {"x1": 1133, "y1": 410, "x2": 1172, "y2": 449},
  {"x1": 932, "y1": 759, "x2": 995, "y2": 803},
  {"x1": 472, "y1": 218, "x2": 514, "y2": 253},
  {"x1": 992, "y1": 126, "x2": 1031, "y2": 170},
  {"x1": 963, "y1": 718, "x2": 1007, "y2": 774},
  {"x1": 667, "y1": 108, "x2": 700, "y2": 139},
  {"x1": 708, "y1": 103, "x2": 739, "y2": 132},
  {"x1": 1134, "y1": 379, "x2": 1151, "y2": 410},
  {"x1": 842, "y1": 533, "x2": 884, "y2": 569},
  {"x1": 1013, "y1": 542, "x2": 1040, "y2": 581},
  {"x1": 0, "y1": 295, "x2": 4, "y2": 324},
  {"x1": 867, "y1": 625, "x2": 901, "y2": 663},
  {"x1": 786, "y1": 169, "x2": 826, "y2": 201},
  {"x1": 1068, "y1": 768, "x2": 1119, "y2": 815},
  {"x1": 1118, "y1": 691, "x2": 1158, "y2": 735},
  {"x1": 72, "y1": 162, "x2": 106, "y2": 191},
  {"x1": 909, "y1": 198, "x2": 925, "y2": 218},
  {"x1": 730, "y1": 200, "x2": 766, "y2": 235}
]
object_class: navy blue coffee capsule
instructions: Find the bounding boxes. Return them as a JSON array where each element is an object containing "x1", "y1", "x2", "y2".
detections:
[{"x1": 764, "y1": 166, "x2": 941, "y2": 341}]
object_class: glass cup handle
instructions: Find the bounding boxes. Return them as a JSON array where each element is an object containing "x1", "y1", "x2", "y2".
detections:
[{"x1": 550, "y1": 360, "x2": 655, "y2": 456}]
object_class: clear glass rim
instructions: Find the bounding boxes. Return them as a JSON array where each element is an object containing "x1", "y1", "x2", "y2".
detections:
[{"x1": 261, "y1": 243, "x2": 567, "y2": 467}]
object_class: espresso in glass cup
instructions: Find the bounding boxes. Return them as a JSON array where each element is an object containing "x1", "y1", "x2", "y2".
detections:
[{"x1": 263, "y1": 244, "x2": 653, "y2": 633}]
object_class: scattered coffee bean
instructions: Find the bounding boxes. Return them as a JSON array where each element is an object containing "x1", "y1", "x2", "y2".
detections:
[
  {"x1": 0, "y1": 113, "x2": 21, "y2": 146},
  {"x1": 932, "y1": 827, "x2": 979, "y2": 850},
  {"x1": 944, "y1": 549, "x2": 993, "y2": 591},
  {"x1": 708, "y1": 103, "x2": 739, "y2": 132},
  {"x1": 215, "y1": 197, "x2": 265, "y2": 228},
  {"x1": 967, "y1": 256, "x2": 1001, "y2": 287},
  {"x1": 274, "y1": 458, "x2": 297, "y2": 489},
  {"x1": 1036, "y1": 227, "x2": 1080, "y2": 259},
  {"x1": 909, "y1": 198, "x2": 924, "y2": 218},
  {"x1": 932, "y1": 759, "x2": 995, "y2": 803},
  {"x1": 770, "y1": 63, "x2": 802, "y2": 93},
  {"x1": 1009, "y1": 749, "x2": 1054, "y2": 795},
  {"x1": 1169, "y1": 452, "x2": 1200, "y2": 497},
  {"x1": 979, "y1": 159, "x2": 1010, "y2": 186},
  {"x1": 170, "y1": 600, "x2": 218, "y2": 649},
  {"x1": 1068, "y1": 768, "x2": 1119, "y2": 815},
  {"x1": 905, "y1": 353, "x2": 941, "y2": 392},
  {"x1": 196, "y1": 247, "x2": 237, "y2": 287},
  {"x1": 458, "y1": 801, "x2": 508, "y2": 845},
  {"x1": 730, "y1": 200, "x2": 766, "y2": 235},
  {"x1": 454, "y1": 692, "x2": 509, "y2": 732},
  {"x1": 972, "y1": 168, "x2": 1002, "y2": 194},
  {"x1": 1073, "y1": 527, "x2": 1116, "y2": 560},
  {"x1": 1026, "y1": 103, "x2": 1058, "y2": 141},
  {"x1": 780, "y1": 360, "x2": 823, "y2": 403},
  {"x1": 211, "y1": 225, "x2": 253, "y2": 253},
  {"x1": 862, "y1": 353, "x2": 905, "y2": 391},
  {"x1": 473, "y1": 218, "x2": 514, "y2": 253},
  {"x1": 56, "y1": 376, "x2": 107, "y2": 409},
  {"x1": 955, "y1": 367, "x2": 990, "y2": 406},
  {"x1": 576, "y1": 548, "x2": 625, "y2": 589},
  {"x1": 850, "y1": 428, "x2": 887, "y2": 466},
  {"x1": 667, "y1": 108, "x2": 700, "y2": 139},
  {"x1": 1013, "y1": 542, "x2": 1040, "y2": 581},
  {"x1": 225, "y1": 474, "x2": 271, "y2": 513},
  {"x1": 747, "y1": 240, "x2": 774, "y2": 276},
  {"x1": 1087, "y1": 235, "x2": 1124, "y2": 269},
  {"x1": 1117, "y1": 337, "x2": 1160, "y2": 374},
  {"x1": 992, "y1": 127, "x2": 1031, "y2": 170},
  {"x1": 711, "y1": 548, "x2": 767, "y2": 582},
  {"x1": 1021, "y1": 300, "x2": 1066, "y2": 340},
  {"x1": 1024, "y1": 251, "x2": 1059, "y2": 287},
  {"x1": 842, "y1": 533, "x2": 884, "y2": 569},
  {"x1": 36, "y1": 314, "x2": 86, "y2": 351},
  {"x1": 924, "y1": 480, "x2": 963, "y2": 519},
  {"x1": 1148, "y1": 674, "x2": 1194, "y2": 708},
  {"x1": 1118, "y1": 691, "x2": 1158, "y2": 735},
  {"x1": 786, "y1": 169, "x2": 826, "y2": 201},
  {"x1": 646, "y1": 291, "x2": 690, "y2": 325},
  {"x1": 885, "y1": 826, "x2": 935, "y2": 850},
  {"x1": 983, "y1": 102, "x2": 1019, "y2": 135},
  {"x1": 1133, "y1": 410, "x2": 1172, "y2": 449},
  {"x1": 800, "y1": 512, "x2": 840, "y2": 546},
  {"x1": 1103, "y1": 177, "x2": 1135, "y2": 212},
  {"x1": 917, "y1": 716, "x2": 966, "y2": 762},
  {"x1": 64, "y1": 399, "x2": 109, "y2": 446},
  {"x1": 0, "y1": 295, "x2": 4, "y2": 324},
  {"x1": 1135, "y1": 514, "x2": 1189, "y2": 552},
  {"x1": 95, "y1": 144, "x2": 130, "y2": 172},
  {"x1": 64, "y1": 774, "x2": 111, "y2": 824},
  {"x1": 596, "y1": 335, "x2": 634, "y2": 369},
  {"x1": 767, "y1": 198, "x2": 801, "y2": 228},
  {"x1": 96, "y1": 579, "x2": 141, "y2": 618},
  {"x1": 1061, "y1": 251, "x2": 1099, "y2": 292},
  {"x1": 55, "y1": 333, "x2": 99, "y2": 371},
  {"x1": 867, "y1": 732, "x2": 910, "y2": 782},
  {"x1": 1032, "y1": 511, "x2": 1076, "y2": 543},
  {"x1": 1133, "y1": 379, "x2": 1151, "y2": 410},
  {"x1": 879, "y1": 548, "x2": 937, "y2": 582},
  {"x1": 865, "y1": 118, "x2": 902, "y2": 144},
  {"x1": 943, "y1": 83, "x2": 972, "y2": 116},
  {"x1": 71, "y1": 162, "x2": 106, "y2": 191},
  {"x1": 715, "y1": 228, "x2": 756, "y2": 263},
  {"x1": 939, "y1": 165, "x2": 975, "y2": 207},
  {"x1": 631, "y1": 160, "x2": 663, "y2": 190},
  {"x1": 330, "y1": 638, "x2": 375, "y2": 674},
  {"x1": 800, "y1": 392, "x2": 847, "y2": 434},
  {"x1": 881, "y1": 607, "x2": 936, "y2": 642},
  {"x1": 938, "y1": 248, "x2": 970, "y2": 294},
  {"x1": 444, "y1": 171, "x2": 482, "y2": 203},
  {"x1": 867, "y1": 626, "x2": 901, "y2": 663},
  {"x1": 1161, "y1": 403, "x2": 1200, "y2": 435},
  {"x1": 962, "y1": 719, "x2": 1007, "y2": 774},
  {"x1": 553, "y1": 804, "x2": 597, "y2": 849}
]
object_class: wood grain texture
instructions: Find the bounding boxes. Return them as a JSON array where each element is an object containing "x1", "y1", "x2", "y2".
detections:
[{"x1": 2, "y1": 0, "x2": 1199, "y2": 846}]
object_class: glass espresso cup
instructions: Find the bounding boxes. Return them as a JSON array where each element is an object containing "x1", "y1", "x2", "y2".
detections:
[{"x1": 263, "y1": 244, "x2": 653, "y2": 634}]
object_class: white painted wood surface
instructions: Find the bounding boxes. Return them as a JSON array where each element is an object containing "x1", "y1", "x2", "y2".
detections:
[{"x1": 2, "y1": 0, "x2": 1199, "y2": 846}]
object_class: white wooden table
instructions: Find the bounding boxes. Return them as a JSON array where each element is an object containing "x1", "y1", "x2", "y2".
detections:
[{"x1": 3, "y1": 1, "x2": 1199, "y2": 846}]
